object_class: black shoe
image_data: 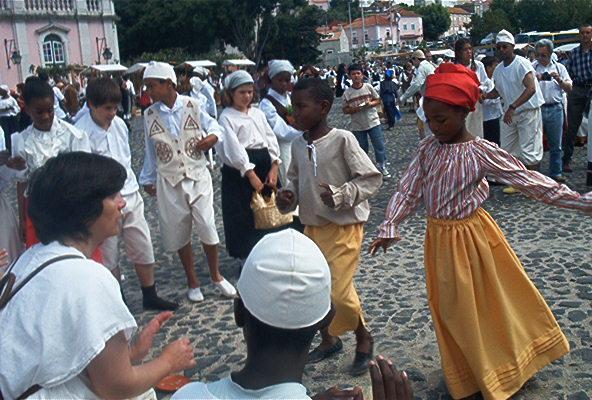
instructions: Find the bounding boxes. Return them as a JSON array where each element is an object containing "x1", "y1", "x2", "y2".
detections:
[
  {"x1": 351, "y1": 340, "x2": 374, "y2": 376},
  {"x1": 307, "y1": 338, "x2": 343, "y2": 364},
  {"x1": 552, "y1": 175, "x2": 567, "y2": 183},
  {"x1": 142, "y1": 284, "x2": 179, "y2": 311}
]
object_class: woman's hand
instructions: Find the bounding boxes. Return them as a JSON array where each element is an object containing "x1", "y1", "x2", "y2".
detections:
[
  {"x1": 143, "y1": 185, "x2": 157, "y2": 197},
  {"x1": 312, "y1": 386, "x2": 364, "y2": 400},
  {"x1": 266, "y1": 163, "x2": 279, "y2": 189},
  {"x1": 195, "y1": 134, "x2": 218, "y2": 151},
  {"x1": 130, "y1": 312, "x2": 173, "y2": 364},
  {"x1": 369, "y1": 238, "x2": 396, "y2": 256},
  {"x1": 0, "y1": 248, "x2": 9, "y2": 269},
  {"x1": 6, "y1": 156, "x2": 26, "y2": 170},
  {"x1": 161, "y1": 337, "x2": 196, "y2": 373},
  {"x1": 246, "y1": 170, "x2": 264, "y2": 192}
]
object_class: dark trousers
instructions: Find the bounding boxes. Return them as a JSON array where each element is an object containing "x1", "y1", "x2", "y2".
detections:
[
  {"x1": 0, "y1": 115, "x2": 18, "y2": 152},
  {"x1": 483, "y1": 118, "x2": 500, "y2": 146},
  {"x1": 563, "y1": 85, "x2": 591, "y2": 164},
  {"x1": 383, "y1": 101, "x2": 401, "y2": 127}
]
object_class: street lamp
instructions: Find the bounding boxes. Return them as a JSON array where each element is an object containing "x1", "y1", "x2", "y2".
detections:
[
  {"x1": 95, "y1": 37, "x2": 112, "y2": 64},
  {"x1": 4, "y1": 39, "x2": 21, "y2": 69}
]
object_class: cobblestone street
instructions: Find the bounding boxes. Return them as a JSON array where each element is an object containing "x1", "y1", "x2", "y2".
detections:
[{"x1": 113, "y1": 99, "x2": 592, "y2": 399}]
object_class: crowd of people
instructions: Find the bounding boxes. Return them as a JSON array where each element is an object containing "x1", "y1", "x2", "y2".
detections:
[{"x1": 0, "y1": 24, "x2": 591, "y2": 400}]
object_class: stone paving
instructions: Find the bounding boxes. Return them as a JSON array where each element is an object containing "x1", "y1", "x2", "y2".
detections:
[{"x1": 104, "y1": 99, "x2": 589, "y2": 399}]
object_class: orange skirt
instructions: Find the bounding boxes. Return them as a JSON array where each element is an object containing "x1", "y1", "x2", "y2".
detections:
[{"x1": 424, "y1": 208, "x2": 569, "y2": 399}]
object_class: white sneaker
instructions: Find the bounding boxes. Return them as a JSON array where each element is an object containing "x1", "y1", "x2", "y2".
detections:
[
  {"x1": 187, "y1": 287, "x2": 204, "y2": 302},
  {"x1": 214, "y1": 278, "x2": 237, "y2": 298}
]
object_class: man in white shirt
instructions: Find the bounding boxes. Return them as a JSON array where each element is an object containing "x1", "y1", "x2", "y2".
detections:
[
  {"x1": 533, "y1": 39, "x2": 573, "y2": 182},
  {"x1": 485, "y1": 29, "x2": 545, "y2": 194},
  {"x1": 0, "y1": 84, "x2": 20, "y2": 151},
  {"x1": 399, "y1": 50, "x2": 436, "y2": 138}
]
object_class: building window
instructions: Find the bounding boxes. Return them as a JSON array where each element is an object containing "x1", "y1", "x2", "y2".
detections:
[
  {"x1": 403, "y1": 24, "x2": 407, "y2": 31},
  {"x1": 411, "y1": 23, "x2": 415, "y2": 30},
  {"x1": 326, "y1": 49, "x2": 334, "y2": 54},
  {"x1": 42, "y1": 34, "x2": 65, "y2": 65}
]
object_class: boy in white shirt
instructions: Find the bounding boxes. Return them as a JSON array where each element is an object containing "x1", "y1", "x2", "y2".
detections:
[
  {"x1": 76, "y1": 76, "x2": 178, "y2": 310},
  {"x1": 139, "y1": 61, "x2": 235, "y2": 302}
]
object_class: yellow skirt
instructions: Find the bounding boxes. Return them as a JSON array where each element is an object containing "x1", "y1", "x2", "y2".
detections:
[
  {"x1": 425, "y1": 208, "x2": 569, "y2": 400},
  {"x1": 305, "y1": 223, "x2": 366, "y2": 336}
]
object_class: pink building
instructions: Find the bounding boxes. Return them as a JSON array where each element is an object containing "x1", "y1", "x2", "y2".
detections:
[
  {"x1": 0, "y1": 0, "x2": 119, "y2": 88},
  {"x1": 344, "y1": 10, "x2": 423, "y2": 51},
  {"x1": 308, "y1": 0, "x2": 329, "y2": 11}
]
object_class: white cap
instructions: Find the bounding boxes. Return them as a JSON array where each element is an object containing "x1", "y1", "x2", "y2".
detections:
[
  {"x1": 443, "y1": 49, "x2": 455, "y2": 59},
  {"x1": 268, "y1": 59, "x2": 295, "y2": 79},
  {"x1": 143, "y1": 61, "x2": 177, "y2": 85},
  {"x1": 411, "y1": 49, "x2": 426, "y2": 59},
  {"x1": 0, "y1": 84, "x2": 8, "y2": 92},
  {"x1": 224, "y1": 70, "x2": 253, "y2": 91},
  {"x1": 237, "y1": 229, "x2": 331, "y2": 330},
  {"x1": 496, "y1": 29, "x2": 515, "y2": 45}
]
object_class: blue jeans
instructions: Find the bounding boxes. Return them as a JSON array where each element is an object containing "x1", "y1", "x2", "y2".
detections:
[
  {"x1": 353, "y1": 125, "x2": 387, "y2": 165},
  {"x1": 541, "y1": 103, "x2": 564, "y2": 177}
]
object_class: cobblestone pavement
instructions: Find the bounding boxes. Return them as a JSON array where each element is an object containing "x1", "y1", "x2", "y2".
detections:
[{"x1": 69, "y1": 99, "x2": 592, "y2": 399}]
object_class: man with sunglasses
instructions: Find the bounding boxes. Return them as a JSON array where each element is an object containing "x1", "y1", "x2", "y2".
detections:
[
  {"x1": 485, "y1": 30, "x2": 545, "y2": 194},
  {"x1": 533, "y1": 39, "x2": 573, "y2": 183}
]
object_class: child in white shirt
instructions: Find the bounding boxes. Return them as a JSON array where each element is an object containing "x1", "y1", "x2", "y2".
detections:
[{"x1": 76, "y1": 76, "x2": 178, "y2": 310}]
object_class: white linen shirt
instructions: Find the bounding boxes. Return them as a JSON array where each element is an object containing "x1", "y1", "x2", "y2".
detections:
[
  {"x1": 11, "y1": 118, "x2": 91, "y2": 182},
  {"x1": 75, "y1": 113, "x2": 139, "y2": 196},
  {"x1": 139, "y1": 94, "x2": 222, "y2": 185},
  {"x1": 493, "y1": 55, "x2": 545, "y2": 112},
  {"x1": 0, "y1": 131, "x2": 15, "y2": 192},
  {"x1": 217, "y1": 106, "x2": 281, "y2": 177},
  {"x1": 0, "y1": 95, "x2": 19, "y2": 117},
  {"x1": 53, "y1": 86, "x2": 67, "y2": 119},
  {"x1": 259, "y1": 88, "x2": 302, "y2": 142},
  {"x1": 401, "y1": 60, "x2": 436, "y2": 102},
  {"x1": 0, "y1": 242, "x2": 137, "y2": 399},
  {"x1": 172, "y1": 376, "x2": 310, "y2": 400},
  {"x1": 532, "y1": 60, "x2": 572, "y2": 105}
]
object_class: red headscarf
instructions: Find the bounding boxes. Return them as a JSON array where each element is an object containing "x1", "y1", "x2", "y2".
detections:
[{"x1": 424, "y1": 63, "x2": 480, "y2": 111}]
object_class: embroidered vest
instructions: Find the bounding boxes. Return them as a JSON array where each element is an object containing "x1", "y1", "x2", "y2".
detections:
[{"x1": 144, "y1": 97, "x2": 207, "y2": 186}]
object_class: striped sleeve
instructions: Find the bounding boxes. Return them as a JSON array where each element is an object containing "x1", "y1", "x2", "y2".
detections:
[
  {"x1": 478, "y1": 141, "x2": 592, "y2": 211},
  {"x1": 377, "y1": 146, "x2": 425, "y2": 239}
]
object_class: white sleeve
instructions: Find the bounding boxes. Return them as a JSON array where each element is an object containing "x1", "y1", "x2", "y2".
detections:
[
  {"x1": 139, "y1": 120, "x2": 158, "y2": 185},
  {"x1": 216, "y1": 114, "x2": 255, "y2": 177},
  {"x1": 10, "y1": 133, "x2": 27, "y2": 182},
  {"x1": 259, "y1": 99, "x2": 301, "y2": 142},
  {"x1": 53, "y1": 87, "x2": 64, "y2": 101},
  {"x1": 559, "y1": 63, "x2": 572, "y2": 84},
  {"x1": 260, "y1": 112, "x2": 281, "y2": 163},
  {"x1": 200, "y1": 107, "x2": 223, "y2": 139},
  {"x1": 476, "y1": 62, "x2": 493, "y2": 93}
]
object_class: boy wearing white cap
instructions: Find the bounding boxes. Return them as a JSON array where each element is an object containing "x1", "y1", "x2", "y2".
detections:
[
  {"x1": 259, "y1": 59, "x2": 302, "y2": 185},
  {"x1": 484, "y1": 29, "x2": 545, "y2": 194},
  {"x1": 171, "y1": 229, "x2": 334, "y2": 399},
  {"x1": 139, "y1": 61, "x2": 236, "y2": 302}
]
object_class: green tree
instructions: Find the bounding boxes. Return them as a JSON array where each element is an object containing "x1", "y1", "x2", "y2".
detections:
[
  {"x1": 327, "y1": 0, "x2": 361, "y2": 24},
  {"x1": 417, "y1": 4, "x2": 451, "y2": 41}
]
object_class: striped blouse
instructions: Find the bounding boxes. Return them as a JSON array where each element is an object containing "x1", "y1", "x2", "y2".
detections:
[{"x1": 378, "y1": 136, "x2": 592, "y2": 239}]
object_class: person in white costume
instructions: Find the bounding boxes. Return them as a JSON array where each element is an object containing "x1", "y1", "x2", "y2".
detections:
[
  {"x1": 139, "y1": 61, "x2": 236, "y2": 303},
  {"x1": 259, "y1": 59, "x2": 302, "y2": 185},
  {"x1": 0, "y1": 152, "x2": 195, "y2": 400},
  {"x1": 485, "y1": 29, "x2": 545, "y2": 194},
  {"x1": 76, "y1": 76, "x2": 178, "y2": 310}
]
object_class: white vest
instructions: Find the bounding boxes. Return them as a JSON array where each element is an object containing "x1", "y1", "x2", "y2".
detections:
[{"x1": 144, "y1": 97, "x2": 207, "y2": 186}]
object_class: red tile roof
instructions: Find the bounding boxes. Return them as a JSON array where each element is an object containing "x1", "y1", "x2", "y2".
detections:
[
  {"x1": 346, "y1": 14, "x2": 391, "y2": 29},
  {"x1": 448, "y1": 7, "x2": 471, "y2": 15}
]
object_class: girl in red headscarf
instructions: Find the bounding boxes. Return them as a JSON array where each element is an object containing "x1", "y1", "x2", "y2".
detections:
[{"x1": 369, "y1": 63, "x2": 592, "y2": 400}]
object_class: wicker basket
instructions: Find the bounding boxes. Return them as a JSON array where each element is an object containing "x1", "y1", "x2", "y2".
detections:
[{"x1": 251, "y1": 191, "x2": 293, "y2": 230}]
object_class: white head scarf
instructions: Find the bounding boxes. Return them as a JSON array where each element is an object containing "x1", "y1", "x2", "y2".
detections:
[
  {"x1": 143, "y1": 61, "x2": 177, "y2": 85},
  {"x1": 224, "y1": 70, "x2": 254, "y2": 91},
  {"x1": 268, "y1": 59, "x2": 295, "y2": 79}
]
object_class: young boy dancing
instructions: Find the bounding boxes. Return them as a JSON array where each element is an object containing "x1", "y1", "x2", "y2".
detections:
[
  {"x1": 139, "y1": 62, "x2": 235, "y2": 302},
  {"x1": 76, "y1": 76, "x2": 178, "y2": 310},
  {"x1": 276, "y1": 78, "x2": 382, "y2": 376}
]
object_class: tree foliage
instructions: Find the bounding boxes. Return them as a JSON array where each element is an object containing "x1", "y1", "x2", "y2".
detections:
[
  {"x1": 416, "y1": 4, "x2": 451, "y2": 41},
  {"x1": 114, "y1": 0, "x2": 324, "y2": 67},
  {"x1": 327, "y1": 0, "x2": 361, "y2": 24},
  {"x1": 469, "y1": 0, "x2": 592, "y2": 44}
]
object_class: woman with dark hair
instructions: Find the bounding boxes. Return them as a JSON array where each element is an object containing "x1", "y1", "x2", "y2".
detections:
[
  {"x1": 454, "y1": 38, "x2": 492, "y2": 138},
  {"x1": 379, "y1": 70, "x2": 402, "y2": 130},
  {"x1": 335, "y1": 63, "x2": 348, "y2": 97},
  {"x1": 0, "y1": 152, "x2": 195, "y2": 399}
]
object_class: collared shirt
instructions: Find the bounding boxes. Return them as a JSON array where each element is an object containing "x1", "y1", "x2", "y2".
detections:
[
  {"x1": 139, "y1": 94, "x2": 222, "y2": 185},
  {"x1": 259, "y1": 88, "x2": 302, "y2": 142},
  {"x1": 171, "y1": 376, "x2": 310, "y2": 399},
  {"x1": 216, "y1": 106, "x2": 281, "y2": 177},
  {"x1": 566, "y1": 44, "x2": 592, "y2": 84},
  {"x1": 75, "y1": 113, "x2": 139, "y2": 196},
  {"x1": 533, "y1": 60, "x2": 572, "y2": 105}
]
